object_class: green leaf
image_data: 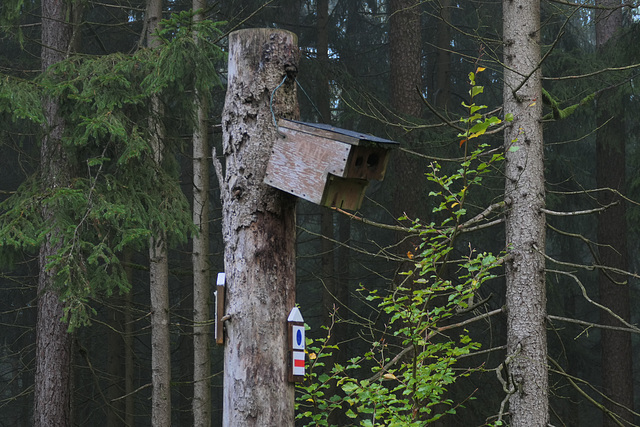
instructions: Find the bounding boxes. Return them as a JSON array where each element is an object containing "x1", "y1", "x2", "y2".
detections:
[{"x1": 470, "y1": 85, "x2": 484, "y2": 98}]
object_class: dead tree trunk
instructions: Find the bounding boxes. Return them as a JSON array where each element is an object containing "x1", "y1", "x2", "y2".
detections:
[{"x1": 217, "y1": 29, "x2": 299, "y2": 427}]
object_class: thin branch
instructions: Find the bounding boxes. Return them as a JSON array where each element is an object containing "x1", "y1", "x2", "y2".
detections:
[
  {"x1": 111, "y1": 383, "x2": 152, "y2": 402},
  {"x1": 545, "y1": 268, "x2": 640, "y2": 333},
  {"x1": 457, "y1": 201, "x2": 505, "y2": 230},
  {"x1": 543, "y1": 62, "x2": 640, "y2": 81},
  {"x1": 539, "y1": 246, "x2": 640, "y2": 281},
  {"x1": 540, "y1": 201, "x2": 617, "y2": 216},
  {"x1": 547, "y1": 314, "x2": 640, "y2": 334},
  {"x1": 548, "y1": 187, "x2": 640, "y2": 207},
  {"x1": 436, "y1": 307, "x2": 504, "y2": 333},
  {"x1": 548, "y1": 357, "x2": 637, "y2": 427},
  {"x1": 546, "y1": 0, "x2": 638, "y2": 12},
  {"x1": 367, "y1": 345, "x2": 414, "y2": 382},
  {"x1": 458, "y1": 218, "x2": 504, "y2": 234},
  {"x1": 399, "y1": 145, "x2": 504, "y2": 163},
  {"x1": 418, "y1": 87, "x2": 465, "y2": 133},
  {"x1": 332, "y1": 207, "x2": 417, "y2": 234}
]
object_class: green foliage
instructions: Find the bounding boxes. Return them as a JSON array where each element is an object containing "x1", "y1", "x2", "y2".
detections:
[
  {"x1": 458, "y1": 68, "x2": 503, "y2": 146},
  {"x1": 296, "y1": 76, "x2": 504, "y2": 426},
  {"x1": 0, "y1": 14, "x2": 226, "y2": 330},
  {"x1": 0, "y1": 77, "x2": 45, "y2": 123}
]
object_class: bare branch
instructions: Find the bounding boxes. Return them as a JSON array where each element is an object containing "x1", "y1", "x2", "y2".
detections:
[
  {"x1": 546, "y1": 0, "x2": 639, "y2": 12},
  {"x1": 543, "y1": 62, "x2": 640, "y2": 81},
  {"x1": 547, "y1": 314, "x2": 640, "y2": 335},
  {"x1": 418, "y1": 87, "x2": 465, "y2": 133},
  {"x1": 548, "y1": 357, "x2": 637, "y2": 427},
  {"x1": 332, "y1": 207, "x2": 417, "y2": 234},
  {"x1": 545, "y1": 268, "x2": 640, "y2": 333},
  {"x1": 458, "y1": 201, "x2": 505, "y2": 230},
  {"x1": 539, "y1": 245, "x2": 640, "y2": 281},
  {"x1": 540, "y1": 201, "x2": 617, "y2": 216}
]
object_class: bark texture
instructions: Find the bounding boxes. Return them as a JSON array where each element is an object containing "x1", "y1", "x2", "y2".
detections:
[
  {"x1": 434, "y1": 0, "x2": 451, "y2": 110},
  {"x1": 34, "y1": 0, "x2": 73, "y2": 425},
  {"x1": 220, "y1": 29, "x2": 299, "y2": 427},
  {"x1": 146, "y1": 0, "x2": 171, "y2": 424},
  {"x1": 503, "y1": 1, "x2": 549, "y2": 425},
  {"x1": 389, "y1": 0, "x2": 422, "y2": 117},
  {"x1": 192, "y1": 2, "x2": 212, "y2": 425},
  {"x1": 595, "y1": 2, "x2": 634, "y2": 425}
]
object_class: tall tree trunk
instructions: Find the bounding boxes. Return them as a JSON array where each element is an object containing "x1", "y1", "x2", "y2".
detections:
[
  {"x1": 219, "y1": 28, "x2": 299, "y2": 427},
  {"x1": 192, "y1": 2, "x2": 212, "y2": 426},
  {"x1": 317, "y1": 0, "x2": 335, "y2": 332},
  {"x1": 146, "y1": 0, "x2": 171, "y2": 424},
  {"x1": 33, "y1": 0, "x2": 73, "y2": 425},
  {"x1": 124, "y1": 250, "x2": 135, "y2": 427},
  {"x1": 434, "y1": 0, "x2": 451, "y2": 110},
  {"x1": 388, "y1": 0, "x2": 422, "y2": 264},
  {"x1": 503, "y1": 1, "x2": 548, "y2": 426},
  {"x1": 389, "y1": 0, "x2": 422, "y2": 117},
  {"x1": 106, "y1": 298, "x2": 126, "y2": 427},
  {"x1": 595, "y1": 2, "x2": 634, "y2": 425}
]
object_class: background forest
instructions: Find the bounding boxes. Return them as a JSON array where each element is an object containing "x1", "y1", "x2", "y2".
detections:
[{"x1": 1, "y1": 0, "x2": 640, "y2": 426}]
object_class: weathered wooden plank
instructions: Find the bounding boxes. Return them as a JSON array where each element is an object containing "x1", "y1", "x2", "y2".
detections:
[
  {"x1": 321, "y1": 176, "x2": 368, "y2": 210},
  {"x1": 265, "y1": 127, "x2": 351, "y2": 205}
]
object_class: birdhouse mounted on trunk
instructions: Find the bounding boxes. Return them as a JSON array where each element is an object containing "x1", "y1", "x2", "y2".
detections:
[{"x1": 265, "y1": 119, "x2": 398, "y2": 210}]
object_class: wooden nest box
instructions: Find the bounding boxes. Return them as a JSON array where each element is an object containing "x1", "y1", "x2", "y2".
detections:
[{"x1": 265, "y1": 119, "x2": 398, "y2": 210}]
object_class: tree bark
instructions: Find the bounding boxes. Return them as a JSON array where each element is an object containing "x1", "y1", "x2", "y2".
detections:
[
  {"x1": 124, "y1": 250, "x2": 135, "y2": 427},
  {"x1": 595, "y1": 2, "x2": 634, "y2": 425},
  {"x1": 192, "y1": 3, "x2": 212, "y2": 427},
  {"x1": 33, "y1": 0, "x2": 73, "y2": 425},
  {"x1": 219, "y1": 28, "x2": 299, "y2": 427},
  {"x1": 388, "y1": 0, "x2": 423, "y2": 265},
  {"x1": 503, "y1": 1, "x2": 549, "y2": 426},
  {"x1": 389, "y1": 0, "x2": 422, "y2": 117},
  {"x1": 146, "y1": 0, "x2": 171, "y2": 424},
  {"x1": 434, "y1": 0, "x2": 451, "y2": 110},
  {"x1": 106, "y1": 298, "x2": 126, "y2": 427}
]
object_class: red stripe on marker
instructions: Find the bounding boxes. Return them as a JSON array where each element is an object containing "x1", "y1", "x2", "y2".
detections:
[{"x1": 294, "y1": 359, "x2": 305, "y2": 368}]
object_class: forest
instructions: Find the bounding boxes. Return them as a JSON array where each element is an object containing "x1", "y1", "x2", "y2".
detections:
[{"x1": 1, "y1": 0, "x2": 639, "y2": 426}]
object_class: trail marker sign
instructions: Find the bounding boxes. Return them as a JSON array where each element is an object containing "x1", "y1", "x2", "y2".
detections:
[{"x1": 287, "y1": 307, "x2": 305, "y2": 382}]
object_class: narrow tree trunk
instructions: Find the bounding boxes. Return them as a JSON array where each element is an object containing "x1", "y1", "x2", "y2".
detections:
[
  {"x1": 595, "y1": 2, "x2": 634, "y2": 425},
  {"x1": 219, "y1": 28, "x2": 299, "y2": 427},
  {"x1": 34, "y1": 0, "x2": 73, "y2": 425},
  {"x1": 146, "y1": 0, "x2": 171, "y2": 424},
  {"x1": 503, "y1": 1, "x2": 548, "y2": 426},
  {"x1": 192, "y1": 2, "x2": 212, "y2": 426},
  {"x1": 123, "y1": 250, "x2": 135, "y2": 427},
  {"x1": 107, "y1": 299, "x2": 126, "y2": 427}
]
